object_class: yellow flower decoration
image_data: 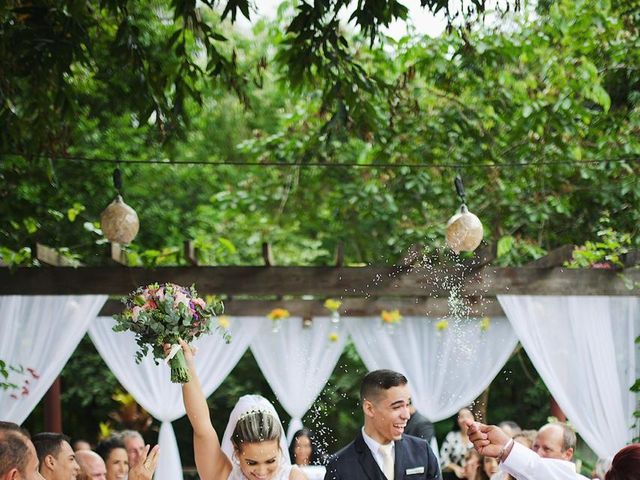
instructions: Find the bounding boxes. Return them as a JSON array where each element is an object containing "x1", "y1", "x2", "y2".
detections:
[
  {"x1": 435, "y1": 319, "x2": 449, "y2": 331},
  {"x1": 324, "y1": 299, "x2": 342, "y2": 312},
  {"x1": 267, "y1": 308, "x2": 290, "y2": 321},
  {"x1": 112, "y1": 390, "x2": 135, "y2": 406},
  {"x1": 98, "y1": 422, "x2": 112, "y2": 440},
  {"x1": 218, "y1": 315, "x2": 231, "y2": 329},
  {"x1": 381, "y1": 309, "x2": 402, "y2": 324},
  {"x1": 479, "y1": 317, "x2": 490, "y2": 332},
  {"x1": 328, "y1": 332, "x2": 339, "y2": 343}
]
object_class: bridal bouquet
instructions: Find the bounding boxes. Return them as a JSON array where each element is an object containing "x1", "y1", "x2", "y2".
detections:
[{"x1": 113, "y1": 283, "x2": 228, "y2": 383}]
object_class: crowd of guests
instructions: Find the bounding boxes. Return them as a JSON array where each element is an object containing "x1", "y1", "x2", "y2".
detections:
[
  {"x1": 0, "y1": 423, "x2": 158, "y2": 480},
  {"x1": 2, "y1": 406, "x2": 638, "y2": 480},
  {"x1": 438, "y1": 408, "x2": 639, "y2": 480}
]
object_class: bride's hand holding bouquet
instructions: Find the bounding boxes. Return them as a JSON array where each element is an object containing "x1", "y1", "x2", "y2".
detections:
[{"x1": 113, "y1": 283, "x2": 228, "y2": 383}]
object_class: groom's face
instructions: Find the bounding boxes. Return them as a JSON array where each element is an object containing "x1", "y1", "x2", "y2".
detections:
[{"x1": 364, "y1": 384, "x2": 412, "y2": 443}]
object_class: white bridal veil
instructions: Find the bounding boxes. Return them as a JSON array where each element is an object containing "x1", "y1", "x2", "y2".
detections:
[{"x1": 220, "y1": 394, "x2": 291, "y2": 466}]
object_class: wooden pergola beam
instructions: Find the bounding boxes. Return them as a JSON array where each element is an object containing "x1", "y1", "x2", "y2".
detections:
[
  {"x1": 0, "y1": 265, "x2": 637, "y2": 296},
  {"x1": 98, "y1": 296, "x2": 505, "y2": 318}
]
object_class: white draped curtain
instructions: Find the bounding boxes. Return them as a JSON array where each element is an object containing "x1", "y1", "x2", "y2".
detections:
[
  {"x1": 347, "y1": 316, "x2": 518, "y2": 421},
  {"x1": 498, "y1": 295, "x2": 640, "y2": 459},
  {"x1": 0, "y1": 295, "x2": 107, "y2": 424},
  {"x1": 251, "y1": 317, "x2": 349, "y2": 442},
  {"x1": 89, "y1": 316, "x2": 262, "y2": 480}
]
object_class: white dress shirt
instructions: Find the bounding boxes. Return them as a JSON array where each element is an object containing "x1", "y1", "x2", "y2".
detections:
[
  {"x1": 502, "y1": 442, "x2": 590, "y2": 480},
  {"x1": 362, "y1": 427, "x2": 396, "y2": 473}
]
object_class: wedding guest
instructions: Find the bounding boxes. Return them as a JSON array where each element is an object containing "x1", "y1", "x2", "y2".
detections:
[
  {"x1": 0, "y1": 421, "x2": 41, "y2": 480},
  {"x1": 95, "y1": 437, "x2": 128, "y2": 480},
  {"x1": 466, "y1": 420, "x2": 589, "y2": 480},
  {"x1": 77, "y1": 447, "x2": 158, "y2": 480},
  {"x1": 482, "y1": 456, "x2": 498, "y2": 478},
  {"x1": 605, "y1": 444, "x2": 640, "y2": 480},
  {"x1": 324, "y1": 369, "x2": 439, "y2": 479},
  {"x1": 32, "y1": 433, "x2": 80, "y2": 480},
  {"x1": 289, "y1": 429, "x2": 326, "y2": 480},
  {"x1": 461, "y1": 450, "x2": 489, "y2": 480},
  {"x1": 72, "y1": 441, "x2": 91, "y2": 453},
  {"x1": 440, "y1": 408, "x2": 474, "y2": 479},
  {"x1": 120, "y1": 431, "x2": 145, "y2": 469},
  {"x1": 512, "y1": 430, "x2": 537, "y2": 449},
  {"x1": 76, "y1": 451, "x2": 106, "y2": 480},
  {"x1": 497, "y1": 422, "x2": 521, "y2": 439},
  {"x1": 289, "y1": 429, "x2": 319, "y2": 466},
  {"x1": 405, "y1": 405, "x2": 436, "y2": 445}
]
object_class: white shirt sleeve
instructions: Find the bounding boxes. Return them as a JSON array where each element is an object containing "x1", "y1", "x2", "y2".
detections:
[{"x1": 501, "y1": 442, "x2": 585, "y2": 480}]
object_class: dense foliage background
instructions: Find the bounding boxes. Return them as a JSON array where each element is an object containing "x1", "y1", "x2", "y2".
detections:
[{"x1": 2, "y1": 0, "x2": 639, "y2": 473}]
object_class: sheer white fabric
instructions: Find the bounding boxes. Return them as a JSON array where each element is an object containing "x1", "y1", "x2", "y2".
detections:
[
  {"x1": 0, "y1": 295, "x2": 107, "y2": 424},
  {"x1": 498, "y1": 295, "x2": 640, "y2": 458},
  {"x1": 89, "y1": 316, "x2": 262, "y2": 480},
  {"x1": 221, "y1": 394, "x2": 291, "y2": 478},
  {"x1": 347, "y1": 316, "x2": 518, "y2": 421},
  {"x1": 250, "y1": 316, "x2": 348, "y2": 441}
]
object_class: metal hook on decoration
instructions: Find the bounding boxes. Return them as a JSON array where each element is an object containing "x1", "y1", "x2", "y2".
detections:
[
  {"x1": 113, "y1": 164, "x2": 123, "y2": 196},
  {"x1": 454, "y1": 173, "x2": 466, "y2": 205}
]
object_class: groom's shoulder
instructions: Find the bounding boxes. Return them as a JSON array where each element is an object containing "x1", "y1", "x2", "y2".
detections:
[
  {"x1": 326, "y1": 439, "x2": 358, "y2": 464},
  {"x1": 400, "y1": 434, "x2": 438, "y2": 458}
]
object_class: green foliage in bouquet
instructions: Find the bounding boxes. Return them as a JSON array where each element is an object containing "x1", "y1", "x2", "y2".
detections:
[{"x1": 113, "y1": 283, "x2": 228, "y2": 383}]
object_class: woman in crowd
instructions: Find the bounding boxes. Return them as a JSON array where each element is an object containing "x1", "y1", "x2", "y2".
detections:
[
  {"x1": 95, "y1": 436, "x2": 129, "y2": 480},
  {"x1": 289, "y1": 429, "x2": 325, "y2": 480},
  {"x1": 605, "y1": 444, "x2": 640, "y2": 480},
  {"x1": 462, "y1": 450, "x2": 490, "y2": 480},
  {"x1": 440, "y1": 408, "x2": 475, "y2": 479}
]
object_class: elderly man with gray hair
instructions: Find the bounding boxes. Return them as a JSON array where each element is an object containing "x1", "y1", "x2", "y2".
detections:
[
  {"x1": 466, "y1": 420, "x2": 589, "y2": 480},
  {"x1": 119, "y1": 431, "x2": 145, "y2": 469}
]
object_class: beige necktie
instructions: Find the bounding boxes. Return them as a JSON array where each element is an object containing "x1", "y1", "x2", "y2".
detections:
[{"x1": 379, "y1": 443, "x2": 394, "y2": 480}]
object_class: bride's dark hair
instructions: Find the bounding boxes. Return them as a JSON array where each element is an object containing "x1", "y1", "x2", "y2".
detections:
[{"x1": 232, "y1": 410, "x2": 281, "y2": 451}]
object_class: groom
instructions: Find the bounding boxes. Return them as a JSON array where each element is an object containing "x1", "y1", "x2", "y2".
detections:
[{"x1": 324, "y1": 369, "x2": 440, "y2": 480}]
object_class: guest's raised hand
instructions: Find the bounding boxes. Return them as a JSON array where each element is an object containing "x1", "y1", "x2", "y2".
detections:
[
  {"x1": 466, "y1": 420, "x2": 510, "y2": 458},
  {"x1": 128, "y1": 445, "x2": 159, "y2": 480}
]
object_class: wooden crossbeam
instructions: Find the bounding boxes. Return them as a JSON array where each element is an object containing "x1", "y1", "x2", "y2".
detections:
[
  {"x1": 98, "y1": 296, "x2": 505, "y2": 318},
  {"x1": 0, "y1": 265, "x2": 637, "y2": 296},
  {"x1": 525, "y1": 244, "x2": 575, "y2": 268},
  {"x1": 36, "y1": 244, "x2": 82, "y2": 267}
]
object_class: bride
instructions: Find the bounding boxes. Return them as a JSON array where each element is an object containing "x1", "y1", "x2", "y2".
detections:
[{"x1": 172, "y1": 340, "x2": 307, "y2": 480}]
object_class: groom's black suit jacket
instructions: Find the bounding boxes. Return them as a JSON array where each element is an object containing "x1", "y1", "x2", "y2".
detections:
[{"x1": 323, "y1": 431, "x2": 440, "y2": 480}]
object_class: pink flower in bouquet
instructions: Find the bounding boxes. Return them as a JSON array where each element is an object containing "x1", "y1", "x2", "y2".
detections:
[
  {"x1": 156, "y1": 286, "x2": 166, "y2": 301},
  {"x1": 174, "y1": 291, "x2": 190, "y2": 310},
  {"x1": 193, "y1": 298, "x2": 207, "y2": 309},
  {"x1": 131, "y1": 306, "x2": 143, "y2": 322}
]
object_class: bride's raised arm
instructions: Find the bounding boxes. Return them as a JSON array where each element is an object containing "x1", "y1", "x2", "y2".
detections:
[{"x1": 177, "y1": 339, "x2": 232, "y2": 480}]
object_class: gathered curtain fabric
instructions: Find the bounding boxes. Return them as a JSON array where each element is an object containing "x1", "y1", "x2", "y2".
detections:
[
  {"x1": 347, "y1": 316, "x2": 518, "y2": 422},
  {"x1": 89, "y1": 316, "x2": 262, "y2": 480},
  {"x1": 0, "y1": 295, "x2": 107, "y2": 424},
  {"x1": 250, "y1": 316, "x2": 349, "y2": 442},
  {"x1": 498, "y1": 295, "x2": 640, "y2": 459}
]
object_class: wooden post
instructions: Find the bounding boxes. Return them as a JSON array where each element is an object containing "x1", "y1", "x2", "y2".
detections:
[
  {"x1": 550, "y1": 396, "x2": 566, "y2": 422},
  {"x1": 44, "y1": 377, "x2": 62, "y2": 433}
]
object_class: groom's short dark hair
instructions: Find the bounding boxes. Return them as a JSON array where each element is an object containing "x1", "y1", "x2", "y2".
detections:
[{"x1": 360, "y1": 369, "x2": 408, "y2": 402}]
